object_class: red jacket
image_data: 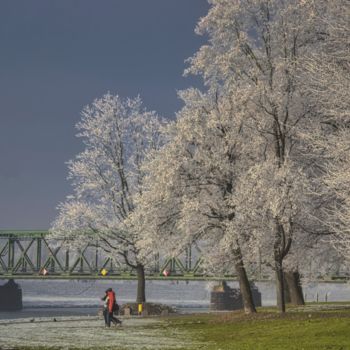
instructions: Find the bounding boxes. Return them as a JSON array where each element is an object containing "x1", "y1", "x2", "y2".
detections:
[{"x1": 107, "y1": 290, "x2": 116, "y2": 313}]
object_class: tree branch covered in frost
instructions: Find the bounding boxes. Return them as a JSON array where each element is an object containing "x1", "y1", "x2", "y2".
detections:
[{"x1": 302, "y1": 0, "x2": 350, "y2": 260}]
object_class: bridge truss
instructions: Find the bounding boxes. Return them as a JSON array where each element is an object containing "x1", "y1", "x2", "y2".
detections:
[{"x1": 0, "y1": 231, "x2": 231, "y2": 280}]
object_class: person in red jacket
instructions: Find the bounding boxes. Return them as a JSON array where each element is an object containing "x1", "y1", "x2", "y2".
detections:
[{"x1": 101, "y1": 288, "x2": 122, "y2": 327}]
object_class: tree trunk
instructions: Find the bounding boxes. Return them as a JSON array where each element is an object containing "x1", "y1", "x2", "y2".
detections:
[
  {"x1": 285, "y1": 270, "x2": 305, "y2": 306},
  {"x1": 283, "y1": 275, "x2": 291, "y2": 304},
  {"x1": 136, "y1": 264, "x2": 146, "y2": 303},
  {"x1": 234, "y1": 248, "x2": 256, "y2": 314},
  {"x1": 275, "y1": 257, "x2": 286, "y2": 313}
]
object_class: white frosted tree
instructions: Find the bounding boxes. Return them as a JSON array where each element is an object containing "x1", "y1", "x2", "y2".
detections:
[
  {"x1": 133, "y1": 87, "x2": 259, "y2": 313},
  {"x1": 50, "y1": 93, "x2": 163, "y2": 303},
  {"x1": 184, "y1": 0, "x2": 331, "y2": 312}
]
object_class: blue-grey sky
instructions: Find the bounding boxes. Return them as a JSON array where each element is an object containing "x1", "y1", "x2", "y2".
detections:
[{"x1": 0, "y1": 0, "x2": 209, "y2": 230}]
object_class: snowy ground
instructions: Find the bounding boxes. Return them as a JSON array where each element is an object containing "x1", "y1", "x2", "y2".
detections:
[{"x1": 0, "y1": 315, "x2": 203, "y2": 350}]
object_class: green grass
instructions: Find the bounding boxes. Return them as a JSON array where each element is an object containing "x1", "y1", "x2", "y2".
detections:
[{"x1": 163, "y1": 307, "x2": 350, "y2": 350}]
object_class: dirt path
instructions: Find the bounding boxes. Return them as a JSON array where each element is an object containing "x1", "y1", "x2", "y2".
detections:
[{"x1": 0, "y1": 316, "x2": 202, "y2": 350}]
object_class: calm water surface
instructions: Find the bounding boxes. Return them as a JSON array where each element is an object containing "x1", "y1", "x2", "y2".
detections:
[{"x1": 0, "y1": 279, "x2": 349, "y2": 319}]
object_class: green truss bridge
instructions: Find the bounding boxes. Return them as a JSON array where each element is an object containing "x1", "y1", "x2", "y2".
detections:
[{"x1": 0, "y1": 230, "x2": 233, "y2": 281}]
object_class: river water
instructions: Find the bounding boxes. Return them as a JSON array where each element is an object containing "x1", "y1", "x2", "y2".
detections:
[{"x1": 0, "y1": 279, "x2": 350, "y2": 319}]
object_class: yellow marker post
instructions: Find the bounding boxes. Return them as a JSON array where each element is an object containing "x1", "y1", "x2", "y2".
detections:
[
  {"x1": 138, "y1": 303, "x2": 143, "y2": 315},
  {"x1": 101, "y1": 268, "x2": 108, "y2": 276}
]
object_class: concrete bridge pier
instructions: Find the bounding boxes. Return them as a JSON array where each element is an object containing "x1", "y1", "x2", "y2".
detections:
[{"x1": 0, "y1": 279, "x2": 23, "y2": 311}]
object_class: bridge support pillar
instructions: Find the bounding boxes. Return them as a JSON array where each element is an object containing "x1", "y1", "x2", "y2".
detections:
[{"x1": 0, "y1": 279, "x2": 23, "y2": 311}]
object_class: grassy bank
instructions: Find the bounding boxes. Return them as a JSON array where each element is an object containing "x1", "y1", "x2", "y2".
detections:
[
  {"x1": 1, "y1": 304, "x2": 350, "y2": 349},
  {"x1": 163, "y1": 306, "x2": 350, "y2": 350}
]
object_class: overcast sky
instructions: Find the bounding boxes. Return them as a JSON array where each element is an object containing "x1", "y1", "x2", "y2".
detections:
[{"x1": 0, "y1": 0, "x2": 209, "y2": 230}]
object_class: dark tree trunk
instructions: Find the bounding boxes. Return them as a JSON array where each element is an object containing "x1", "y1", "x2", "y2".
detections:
[
  {"x1": 136, "y1": 264, "x2": 146, "y2": 303},
  {"x1": 275, "y1": 257, "x2": 286, "y2": 313},
  {"x1": 234, "y1": 248, "x2": 256, "y2": 314},
  {"x1": 273, "y1": 218, "x2": 292, "y2": 313},
  {"x1": 283, "y1": 276, "x2": 291, "y2": 304},
  {"x1": 285, "y1": 270, "x2": 305, "y2": 306}
]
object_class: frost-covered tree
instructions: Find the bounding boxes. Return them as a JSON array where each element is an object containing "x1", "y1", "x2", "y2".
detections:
[
  {"x1": 50, "y1": 93, "x2": 163, "y2": 303},
  {"x1": 133, "y1": 87, "x2": 258, "y2": 314},
  {"x1": 184, "y1": 0, "x2": 328, "y2": 312}
]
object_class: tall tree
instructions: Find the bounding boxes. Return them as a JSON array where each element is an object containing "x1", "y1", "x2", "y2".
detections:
[
  {"x1": 133, "y1": 88, "x2": 257, "y2": 314},
  {"x1": 51, "y1": 93, "x2": 163, "y2": 303},
  {"x1": 185, "y1": 0, "x2": 326, "y2": 312}
]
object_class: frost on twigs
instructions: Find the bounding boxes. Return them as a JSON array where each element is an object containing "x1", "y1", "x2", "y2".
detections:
[{"x1": 302, "y1": 1, "x2": 350, "y2": 261}]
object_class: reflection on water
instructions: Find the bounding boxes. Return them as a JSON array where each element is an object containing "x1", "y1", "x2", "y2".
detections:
[{"x1": 0, "y1": 279, "x2": 349, "y2": 319}]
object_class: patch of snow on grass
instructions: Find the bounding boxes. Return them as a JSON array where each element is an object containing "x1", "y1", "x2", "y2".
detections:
[{"x1": 0, "y1": 316, "x2": 202, "y2": 349}]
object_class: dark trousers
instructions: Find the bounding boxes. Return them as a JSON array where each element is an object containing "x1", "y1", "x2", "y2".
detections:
[{"x1": 103, "y1": 309, "x2": 121, "y2": 327}]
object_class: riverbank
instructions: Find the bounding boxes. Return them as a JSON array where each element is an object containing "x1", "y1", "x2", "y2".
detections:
[
  {"x1": 1, "y1": 304, "x2": 350, "y2": 349},
  {"x1": 0, "y1": 305, "x2": 210, "y2": 320}
]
